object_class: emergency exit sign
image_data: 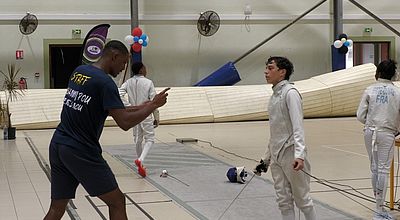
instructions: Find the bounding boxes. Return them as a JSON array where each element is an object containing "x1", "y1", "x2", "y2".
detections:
[
  {"x1": 72, "y1": 29, "x2": 82, "y2": 39},
  {"x1": 72, "y1": 29, "x2": 81, "y2": 34},
  {"x1": 364, "y1": 27, "x2": 373, "y2": 33}
]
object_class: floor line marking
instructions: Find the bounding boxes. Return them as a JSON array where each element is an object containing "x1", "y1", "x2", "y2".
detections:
[
  {"x1": 320, "y1": 144, "x2": 400, "y2": 165},
  {"x1": 320, "y1": 145, "x2": 368, "y2": 158}
]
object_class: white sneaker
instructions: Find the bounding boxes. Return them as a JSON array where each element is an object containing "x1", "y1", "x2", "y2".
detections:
[
  {"x1": 380, "y1": 211, "x2": 394, "y2": 220},
  {"x1": 373, "y1": 211, "x2": 394, "y2": 220}
]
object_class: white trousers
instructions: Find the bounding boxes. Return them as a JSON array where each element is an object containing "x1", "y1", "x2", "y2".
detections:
[
  {"x1": 270, "y1": 146, "x2": 316, "y2": 220},
  {"x1": 133, "y1": 117, "x2": 155, "y2": 162},
  {"x1": 364, "y1": 127, "x2": 395, "y2": 212}
]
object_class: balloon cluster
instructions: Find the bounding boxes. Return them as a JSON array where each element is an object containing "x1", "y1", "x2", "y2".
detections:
[
  {"x1": 124, "y1": 27, "x2": 149, "y2": 53},
  {"x1": 333, "y1": 33, "x2": 353, "y2": 54}
]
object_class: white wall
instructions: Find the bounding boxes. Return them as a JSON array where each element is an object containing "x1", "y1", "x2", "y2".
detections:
[{"x1": 0, "y1": 0, "x2": 399, "y2": 88}]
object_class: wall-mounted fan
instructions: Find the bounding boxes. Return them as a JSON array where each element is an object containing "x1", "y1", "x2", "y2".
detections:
[
  {"x1": 197, "y1": 10, "x2": 220, "y2": 37},
  {"x1": 19, "y1": 12, "x2": 38, "y2": 35}
]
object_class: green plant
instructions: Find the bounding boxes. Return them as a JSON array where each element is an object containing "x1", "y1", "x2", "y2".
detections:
[
  {"x1": 0, "y1": 64, "x2": 24, "y2": 128},
  {"x1": 0, "y1": 99, "x2": 6, "y2": 127}
]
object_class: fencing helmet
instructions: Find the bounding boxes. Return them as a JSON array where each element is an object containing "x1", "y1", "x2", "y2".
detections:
[{"x1": 226, "y1": 166, "x2": 248, "y2": 184}]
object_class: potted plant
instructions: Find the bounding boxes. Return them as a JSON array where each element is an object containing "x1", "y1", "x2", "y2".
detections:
[
  {"x1": 0, "y1": 99, "x2": 7, "y2": 129},
  {"x1": 0, "y1": 64, "x2": 24, "y2": 139}
]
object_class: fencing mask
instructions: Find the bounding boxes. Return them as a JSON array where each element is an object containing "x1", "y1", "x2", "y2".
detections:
[{"x1": 226, "y1": 166, "x2": 248, "y2": 184}]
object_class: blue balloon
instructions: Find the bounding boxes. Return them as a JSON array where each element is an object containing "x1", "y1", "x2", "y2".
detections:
[
  {"x1": 142, "y1": 41, "x2": 148, "y2": 47},
  {"x1": 140, "y1": 34, "x2": 147, "y2": 40},
  {"x1": 133, "y1": 36, "x2": 139, "y2": 43},
  {"x1": 344, "y1": 41, "x2": 350, "y2": 47}
]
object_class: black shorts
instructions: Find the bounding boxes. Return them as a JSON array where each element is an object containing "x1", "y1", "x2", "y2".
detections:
[{"x1": 49, "y1": 141, "x2": 118, "y2": 199}]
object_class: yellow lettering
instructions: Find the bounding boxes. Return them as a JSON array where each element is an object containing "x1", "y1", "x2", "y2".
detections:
[
  {"x1": 70, "y1": 72, "x2": 91, "y2": 85},
  {"x1": 76, "y1": 76, "x2": 83, "y2": 84},
  {"x1": 70, "y1": 72, "x2": 78, "y2": 81},
  {"x1": 82, "y1": 76, "x2": 91, "y2": 85}
]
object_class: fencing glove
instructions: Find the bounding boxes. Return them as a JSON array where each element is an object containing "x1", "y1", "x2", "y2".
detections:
[
  {"x1": 253, "y1": 159, "x2": 270, "y2": 176},
  {"x1": 153, "y1": 109, "x2": 160, "y2": 128}
]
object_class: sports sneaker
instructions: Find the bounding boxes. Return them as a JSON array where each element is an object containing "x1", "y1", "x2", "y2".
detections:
[
  {"x1": 380, "y1": 211, "x2": 394, "y2": 220},
  {"x1": 135, "y1": 159, "x2": 146, "y2": 177},
  {"x1": 373, "y1": 211, "x2": 394, "y2": 220}
]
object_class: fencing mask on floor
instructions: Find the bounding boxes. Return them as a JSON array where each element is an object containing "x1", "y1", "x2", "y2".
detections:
[{"x1": 226, "y1": 166, "x2": 248, "y2": 184}]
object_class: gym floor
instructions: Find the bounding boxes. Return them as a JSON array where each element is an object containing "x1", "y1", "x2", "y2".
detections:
[{"x1": 1, "y1": 117, "x2": 399, "y2": 219}]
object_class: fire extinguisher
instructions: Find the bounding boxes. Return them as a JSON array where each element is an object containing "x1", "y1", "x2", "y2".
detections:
[{"x1": 18, "y1": 77, "x2": 27, "y2": 89}]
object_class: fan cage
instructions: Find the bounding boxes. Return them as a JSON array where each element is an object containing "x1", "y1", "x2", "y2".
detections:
[
  {"x1": 197, "y1": 10, "x2": 220, "y2": 37},
  {"x1": 19, "y1": 14, "x2": 38, "y2": 35}
]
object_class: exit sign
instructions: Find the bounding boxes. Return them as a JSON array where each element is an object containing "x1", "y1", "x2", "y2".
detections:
[
  {"x1": 364, "y1": 27, "x2": 373, "y2": 33},
  {"x1": 72, "y1": 29, "x2": 82, "y2": 39},
  {"x1": 72, "y1": 29, "x2": 81, "y2": 34}
]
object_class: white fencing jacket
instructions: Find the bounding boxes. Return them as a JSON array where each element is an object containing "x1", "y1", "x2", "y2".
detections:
[
  {"x1": 266, "y1": 80, "x2": 307, "y2": 162},
  {"x1": 357, "y1": 78, "x2": 400, "y2": 134},
  {"x1": 119, "y1": 75, "x2": 159, "y2": 121}
]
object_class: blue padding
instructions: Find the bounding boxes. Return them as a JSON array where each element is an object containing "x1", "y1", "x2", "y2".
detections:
[
  {"x1": 131, "y1": 50, "x2": 142, "y2": 77},
  {"x1": 331, "y1": 45, "x2": 346, "y2": 72},
  {"x1": 194, "y1": 62, "x2": 241, "y2": 86},
  {"x1": 132, "y1": 51, "x2": 142, "y2": 64}
]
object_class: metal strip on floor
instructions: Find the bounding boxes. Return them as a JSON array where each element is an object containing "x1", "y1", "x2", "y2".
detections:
[
  {"x1": 25, "y1": 135, "x2": 81, "y2": 220},
  {"x1": 105, "y1": 142, "x2": 360, "y2": 220}
]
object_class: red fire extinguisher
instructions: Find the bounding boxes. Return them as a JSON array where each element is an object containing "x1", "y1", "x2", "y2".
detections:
[{"x1": 18, "y1": 77, "x2": 27, "y2": 89}]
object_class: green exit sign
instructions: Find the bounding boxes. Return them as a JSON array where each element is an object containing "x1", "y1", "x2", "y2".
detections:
[
  {"x1": 72, "y1": 29, "x2": 81, "y2": 34},
  {"x1": 72, "y1": 29, "x2": 82, "y2": 39},
  {"x1": 364, "y1": 27, "x2": 373, "y2": 33}
]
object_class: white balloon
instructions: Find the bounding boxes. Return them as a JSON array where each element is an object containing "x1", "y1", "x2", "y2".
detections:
[
  {"x1": 124, "y1": 35, "x2": 134, "y2": 45},
  {"x1": 138, "y1": 39, "x2": 144, "y2": 44},
  {"x1": 333, "y1": 40, "x2": 343, "y2": 49},
  {"x1": 347, "y1": 39, "x2": 353, "y2": 47},
  {"x1": 340, "y1": 38, "x2": 347, "y2": 43}
]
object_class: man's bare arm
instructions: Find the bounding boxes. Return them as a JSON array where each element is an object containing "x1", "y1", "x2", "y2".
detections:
[{"x1": 109, "y1": 88, "x2": 170, "y2": 131}]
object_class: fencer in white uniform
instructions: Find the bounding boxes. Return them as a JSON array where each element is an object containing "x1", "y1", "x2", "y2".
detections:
[
  {"x1": 119, "y1": 62, "x2": 159, "y2": 177},
  {"x1": 254, "y1": 57, "x2": 316, "y2": 220},
  {"x1": 357, "y1": 59, "x2": 400, "y2": 220}
]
